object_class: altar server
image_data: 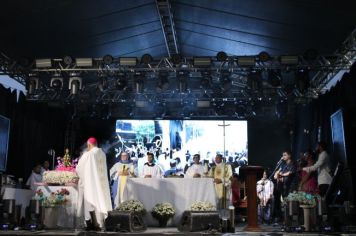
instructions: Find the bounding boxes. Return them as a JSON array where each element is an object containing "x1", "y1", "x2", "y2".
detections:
[
  {"x1": 185, "y1": 154, "x2": 207, "y2": 178},
  {"x1": 26, "y1": 164, "x2": 42, "y2": 190},
  {"x1": 76, "y1": 137, "x2": 112, "y2": 230},
  {"x1": 141, "y1": 152, "x2": 162, "y2": 178}
]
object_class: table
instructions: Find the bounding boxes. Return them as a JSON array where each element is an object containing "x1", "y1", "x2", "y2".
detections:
[
  {"x1": 36, "y1": 185, "x2": 83, "y2": 228},
  {"x1": 2, "y1": 187, "x2": 34, "y2": 218},
  {"x1": 122, "y1": 178, "x2": 217, "y2": 226}
]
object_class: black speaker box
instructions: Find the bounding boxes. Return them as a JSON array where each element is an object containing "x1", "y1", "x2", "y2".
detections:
[
  {"x1": 178, "y1": 211, "x2": 220, "y2": 232},
  {"x1": 104, "y1": 211, "x2": 146, "y2": 232}
]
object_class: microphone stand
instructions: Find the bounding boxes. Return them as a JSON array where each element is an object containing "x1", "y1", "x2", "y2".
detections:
[{"x1": 269, "y1": 159, "x2": 283, "y2": 181}]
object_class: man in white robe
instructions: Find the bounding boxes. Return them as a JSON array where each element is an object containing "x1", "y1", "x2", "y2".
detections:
[
  {"x1": 76, "y1": 137, "x2": 112, "y2": 229},
  {"x1": 186, "y1": 154, "x2": 207, "y2": 178},
  {"x1": 26, "y1": 164, "x2": 42, "y2": 190},
  {"x1": 109, "y1": 151, "x2": 135, "y2": 208},
  {"x1": 141, "y1": 152, "x2": 162, "y2": 178}
]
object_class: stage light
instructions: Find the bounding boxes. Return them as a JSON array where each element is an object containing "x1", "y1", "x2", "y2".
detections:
[
  {"x1": 268, "y1": 69, "x2": 282, "y2": 87},
  {"x1": 194, "y1": 57, "x2": 211, "y2": 66},
  {"x1": 103, "y1": 54, "x2": 114, "y2": 65},
  {"x1": 120, "y1": 57, "x2": 137, "y2": 66},
  {"x1": 134, "y1": 73, "x2": 144, "y2": 93},
  {"x1": 68, "y1": 76, "x2": 82, "y2": 95},
  {"x1": 75, "y1": 58, "x2": 93, "y2": 67},
  {"x1": 258, "y1": 51, "x2": 271, "y2": 62},
  {"x1": 177, "y1": 71, "x2": 188, "y2": 93},
  {"x1": 171, "y1": 54, "x2": 182, "y2": 65},
  {"x1": 25, "y1": 200, "x2": 43, "y2": 230},
  {"x1": 280, "y1": 55, "x2": 299, "y2": 65},
  {"x1": 200, "y1": 73, "x2": 211, "y2": 89},
  {"x1": 237, "y1": 56, "x2": 255, "y2": 66},
  {"x1": 0, "y1": 199, "x2": 16, "y2": 230},
  {"x1": 63, "y1": 56, "x2": 74, "y2": 66},
  {"x1": 28, "y1": 77, "x2": 39, "y2": 95},
  {"x1": 50, "y1": 77, "x2": 63, "y2": 89},
  {"x1": 141, "y1": 54, "x2": 153, "y2": 64},
  {"x1": 35, "y1": 59, "x2": 52, "y2": 68},
  {"x1": 216, "y1": 51, "x2": 228, "y2": 62}
]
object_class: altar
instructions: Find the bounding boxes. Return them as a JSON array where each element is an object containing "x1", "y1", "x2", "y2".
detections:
[{"x1": 122, "y1": 178, "x2": 217, "y2": 226}]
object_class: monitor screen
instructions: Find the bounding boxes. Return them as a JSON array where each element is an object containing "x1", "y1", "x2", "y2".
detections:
[
  {"x1": 114, "y1": 119, "x2": 248, "y2": 173},
  {"x1": 0, "y1": 115, "x2": 10, "y2": 172}
]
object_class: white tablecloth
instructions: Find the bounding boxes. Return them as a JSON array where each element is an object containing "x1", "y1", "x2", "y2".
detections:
[
  {"x1": 122, "y1": 178, "x2": 217, "y2": 226},
  {"x1": 2, "y1": 187, "x2": 34, "y2": 217},
  {"x1": 36, "y1": 185, "x2": 83, "y2": 228}
]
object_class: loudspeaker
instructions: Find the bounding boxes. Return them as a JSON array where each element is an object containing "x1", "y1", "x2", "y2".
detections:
[
  {"x1": 178, "y1": 211, "x2": 220, "y2": 232},
  {"x1": 104, "y1": 211, "x2": 146, "y2": 232}
]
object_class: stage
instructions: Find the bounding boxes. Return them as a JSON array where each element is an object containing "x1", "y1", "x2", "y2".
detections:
[{"x1": 0, "y1": 224, "x2": 351, "y2": 236}]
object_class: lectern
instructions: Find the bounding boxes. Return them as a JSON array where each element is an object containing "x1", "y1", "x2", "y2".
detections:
[{"x1": 240, "y1": 166, "x2": 263, "y2": 231}]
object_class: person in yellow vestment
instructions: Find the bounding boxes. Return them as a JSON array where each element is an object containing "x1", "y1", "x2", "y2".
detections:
[
  {"x1": 209, "y1": 154, "x2": 233, "y2": 209},
  {"x1": 109, "y1": 151, "x2": 135, "y2": 208},
  {"x1": 76, "y1": 137, "x2": 112, "y2": 230}
]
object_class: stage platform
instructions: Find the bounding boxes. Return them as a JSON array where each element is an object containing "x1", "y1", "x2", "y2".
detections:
[{"x1": 0, "y1": 224, "x2": 354, "y2": 236}]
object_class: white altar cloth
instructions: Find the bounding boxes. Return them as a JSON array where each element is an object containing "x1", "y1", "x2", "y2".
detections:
[
  {"x1": 2, "y1": 187, "x2": 34, "y2": 217},
  {"x1": 122, "y1": 178, "x2": 217, "y2": 226}
]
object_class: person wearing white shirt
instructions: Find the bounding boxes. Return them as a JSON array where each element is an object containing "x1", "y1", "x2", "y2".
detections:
[
  {"x1": 40, "y1": 160, "x2": 50, "y2": 175},
  {"x1": 257, "y1": 170, "x2": 274, "y2": 224},
  {"x1": 26, "y1": 164, "x2": 42, "y2": 190},
  {"x1": 186, "y1": 154, "x2": 206, "y2": 178},
  {"x1": 141, "y1": 152, "x2": 162, "y2": 178},
  {"x1": 303, "y1": 141, "x2": 332, "y2": 197}
]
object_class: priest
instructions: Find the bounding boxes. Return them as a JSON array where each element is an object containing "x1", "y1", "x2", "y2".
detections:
[
  {"x1": 76, "y1": 137, "x2": 112, "y2": 230},
  {"x1": 109, "y1": 151, "x2": 135, "y2": 209}
]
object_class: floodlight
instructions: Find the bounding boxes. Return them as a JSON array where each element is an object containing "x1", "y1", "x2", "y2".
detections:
[
  {"x1": 237, "y1": 56, "x2": 255, "y2": 66},
  {"x1": 194, "y1": 57, "x2": 211, "y2": 66},
  {"x1": 75, "y1": 58, "x2": 93, "y2": 67},
  {"x1": 68, "y1": 77, "x2": 82, "y2": 95},
  {"x1": 35, "y1": 59, "x2": 52, "y2": 68},
  {"x1": 280, "y1": 56, "x2": 299, "y2": 65},
  {"x1": 119, "y1": 57, "x2": 137, "y2": 66}
]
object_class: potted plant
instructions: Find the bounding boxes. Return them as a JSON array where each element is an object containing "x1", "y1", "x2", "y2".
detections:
[
  {"x1": 117, "y1": 199, "x2": 146, "y2": 216},
  {"x1": 151, "y1": 202, "x2": 175, "y2": 227}
]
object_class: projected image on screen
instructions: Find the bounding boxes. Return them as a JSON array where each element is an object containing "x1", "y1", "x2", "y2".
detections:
[
  {"x1": 0, "y1": 115, "x2": 10, "y2": 172},
  {"x1": 115, "y1": 120, "x2": 247, "y2": 173}
]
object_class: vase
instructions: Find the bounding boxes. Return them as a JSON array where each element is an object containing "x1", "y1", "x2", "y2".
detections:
[
  {"x1": 158, "y1": 217, "x2": 169, "y2": 227},
  {"x1": 300, "y1": 205, "x2": 314, "y2": 231},
  {"x1": 43, "y1": 207, "x2": 60, "y2": 229}
]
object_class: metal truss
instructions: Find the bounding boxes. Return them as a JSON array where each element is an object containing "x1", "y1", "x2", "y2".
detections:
[{"x1": 155, "y1": 0, "x2": 179, "y2": 57}]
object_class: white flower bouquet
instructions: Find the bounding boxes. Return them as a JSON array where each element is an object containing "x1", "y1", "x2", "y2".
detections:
[
  {"x1": 43, "y1": 171, "x2": 79, "y2": 185},
  {"x1": 189, "y1": 201, "x2": 216, "y2": 211},
  {"x1": 117, "y1": 199, "x2": 146, "y2": 215},
  {"x1": 151, "y1": 202, "x2": 175, "y2": 219}
]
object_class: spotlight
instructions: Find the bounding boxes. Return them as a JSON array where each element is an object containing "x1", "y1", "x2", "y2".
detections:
[
  {"x1": 75, "y1": 58, "x2": 93, "y2": 67},
  {"x1": 134, "y1": 73, "x2": 145, "y2": 93},
  {"x1": 171, "y1": 54, "x2": 182, "y2": 65},
  {"x1": 116, "y1": 74, "x2": 128, "y2": 90},
  {"x1": 280, "y1": 55, "x2": 299, "y2": 65},
  {"x1": 120, "y1": 57, "x2": 137, "y2": 66},
  {"x1": 258, "y1": 51, "x2": 271, "y2": 62},
  {"x1": 68, "y1": 76, "x2": 82, "y2": 95},
  {"x1": 194, "y1": 57, "x2": 211, "y2": 66},
  {"x1": 216, "y1": 51, "x2": 228, "y2": 62},
  {"x1": 103, "y1": 54, "x2": 114, "y2": 65},
  {"x1": 156, "y1": 72, "x2": 169, "y2": 91},
  {"x1": 63, "y1": 56, "x2": 74, "y2": 66},
  {"x1": 177, "y1": 71, "x2": 188, "y2": 93},
  {"x1": 237, "y1": 56, "x2": 255, "y2": 66},
  {"x1": 27, "y1": 77, "x2": 39, "y2": 95},
  {"x1": 25, "y1": 200, "x2": 43, "y2": 230},
  {"x1": 50, "y1": 77, "x2": 63, "y2": 89},
  {"x1": 35, "y1": 59, "x2": 52, "y2": 68},
  {"x1": 0, "y1": 199, "x2": 16, "y2": 230},
  {"x1": 141, "y1": 54, "x2": 153, "y2": 64}
]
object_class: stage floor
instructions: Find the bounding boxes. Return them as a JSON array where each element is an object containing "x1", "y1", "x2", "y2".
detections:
[{"x1": 0, "y1": 224, "x2": 353, "y2": 236}]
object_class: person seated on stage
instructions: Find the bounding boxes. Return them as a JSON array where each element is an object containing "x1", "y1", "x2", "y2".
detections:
[
  {"x1": 174, "y1": 157, "x2": 185, "y2": 176},
  {"x1": 209, "y1": 154, "x2": 233, "y2": 209},
  {"x1": 40, "y1": 160, "x2": 50, "y2": 175},
  {"x1": 26, "y1": 163, "x2": 43, "y2": 190},
  {"x1": 298, "y1": 150, "x2": 318, "y2": 194},
  {"x1": 185, "y1": 154, "x2": 207, "y2": 178},
  {"x1": 110, "y1": 151, "x2": 135, "y2": 208},
  {"x1": 164, "y1": 159, "x2": 180, "y2": 177},
  {"x1": 257, "y1": 170, "x2": 274, "y2": 224},
  {"x1": 141, "y1": 152, "x2": 162, "y2": 178}
]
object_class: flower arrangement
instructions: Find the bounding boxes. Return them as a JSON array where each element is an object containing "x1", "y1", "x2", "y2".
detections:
[
  {"x1": 285, "y1": 191, "x2": 320, "y2": 207},
  {"x1": 151, "y1": 202, "x2": 175, "y2": 219},
  {"x1": 117, "y1": 200, "x2": 146, "y2": 215},
  {"x1": 55, "y1": 148, "x2": 78, "y2": 172},
  {"x1": 189, "y1": 201, "x2": 216, "y2": 211},
  {"x1": 34, "y1": 188, "x2": 70, "y2": 207},
  {"x1": 43, "y1": 171, "x2": 79, "y2": 185}
]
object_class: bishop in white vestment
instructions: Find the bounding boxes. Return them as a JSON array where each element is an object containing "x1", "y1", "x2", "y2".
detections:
[{"x1": 76, "y1": 137, "x2": 112, "y2": 228}]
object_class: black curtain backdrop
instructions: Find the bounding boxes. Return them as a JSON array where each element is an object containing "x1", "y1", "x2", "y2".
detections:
[{"x1": 0, "y1": 85, "x2": 66, "y2": 180}]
